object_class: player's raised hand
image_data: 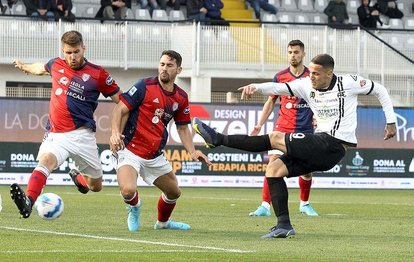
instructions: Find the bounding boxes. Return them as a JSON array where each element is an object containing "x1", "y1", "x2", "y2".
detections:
[
  {"x1": 238, "y1": 84, "x2": 257, "y2": 100},
  {"x1": 12, "y1": 60, "x2": 27, "y2": 74},
  {"x1": 384, "y1": 123, "x2": 396, "y2": 140}
]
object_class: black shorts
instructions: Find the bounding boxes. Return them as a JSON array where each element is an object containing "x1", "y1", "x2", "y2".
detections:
[{"x1": 280, "y1": 132, "x2": 346, "y2": 178}]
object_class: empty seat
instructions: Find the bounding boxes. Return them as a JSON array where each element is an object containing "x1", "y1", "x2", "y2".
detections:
[
  {"x1": 82, "y1": 6, "x2": 98, "y2": 18},
  {"x1": 389, "y1": 18, "x2": 404, "y2": 29},
  {"x1": 346, "y1": 0, "x2": 359, "y2": 15},
  {"x1": 348, "y1": 14, "x2": 359, "y2": 25},
  {"x1": 404, "y1": 18, "x2": 414, "y2": 30},
  {"x1": 313, "y1": 14, "x2": 328, "y2": 24},
  {"x1": 314, "y1": 0, "x2": 328, "y2": 13},
  {"x1": 262, "y1": 13, "x2": 278, "y2": 22},
  {"x1": 280, "y1": 0, "x2": 298, "y2": 12},
  {"x1": 297, "y1": 0, "x2": 314, "y2": 12},
  {"x1": 12, "y1": 2, "x2": 26, "y2": 15},
  {"x1": 278, "y1": 13, "x2": 294, "y2": 23},
  {"x1": 169, "y1": 10, "x2": 185, "y2": 21},
  {"x1": 268, "y1": 0, "x2": 281, "y2": 9},
  {"x1": 135, "y1": 8, "x2": 151, "y2": 20},
  {"x1": 152, "y1": 9, "x2": 168, "y2": 21},
  {"x1": 295, "y1": 13, "x2": 310, "y2": 23}
]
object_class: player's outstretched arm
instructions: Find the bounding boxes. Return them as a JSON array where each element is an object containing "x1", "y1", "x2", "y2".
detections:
[{"x1": 12, "y1": 60, "x2": 48, "y2": 75}]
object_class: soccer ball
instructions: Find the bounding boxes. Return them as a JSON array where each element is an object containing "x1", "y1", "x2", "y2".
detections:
[{"x1": 34, "y1": 193, "x2": 64, "y2": 220}]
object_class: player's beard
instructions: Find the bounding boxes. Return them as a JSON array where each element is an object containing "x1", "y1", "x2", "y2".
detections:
[
  {"x1": 67, "y1": 58, "x2": 83, "y2": 69},
  {"x1": 160, "y1": 73, "x2": 172, "y2": 84}
]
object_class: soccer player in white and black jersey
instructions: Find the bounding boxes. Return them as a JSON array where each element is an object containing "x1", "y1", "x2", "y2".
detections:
[{"x1": 193, "y1": 53, "x2": 397, "y2": 238}]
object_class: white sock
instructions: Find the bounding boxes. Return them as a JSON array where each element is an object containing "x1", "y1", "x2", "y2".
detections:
[
  {"x1": 261, "y1": 201, "x2": 271, "y2": 210},
  {"x1": 300, "y1": 200, "x2": 309, "y2": 206},
  {"x1": 156, "y1": 220, "x2": 168, "y2": 227}
]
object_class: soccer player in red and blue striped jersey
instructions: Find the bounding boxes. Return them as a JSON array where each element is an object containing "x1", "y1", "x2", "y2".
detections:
[
  {"x1": 110, "y1": 50, "x2": 211, "y2": 231},
  {"x1": 249, "y1": 40, "x2": 318, "y2": 217},
  {"x1": 10, "y1": 31, "x2": 122, "y2": 219}
]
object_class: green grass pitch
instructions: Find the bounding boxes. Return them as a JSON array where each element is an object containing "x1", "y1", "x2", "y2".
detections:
[{"x1": 0, "y1": 185, "x2": 413, "y2": 261}]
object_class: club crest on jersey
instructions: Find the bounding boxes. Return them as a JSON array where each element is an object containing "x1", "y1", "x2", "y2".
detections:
[
  {"x1": 309, "y1": 91, "x2": 316, "y2": 98},
  {"x1": 359, "y1": 80, "x2": 366, "y2": 87},
  {"x1": 128, "y1": 86, "x2": 137, "y2": 96},
  {"x1": 172, "y1": 102, "x2": 179, "y2": 111},
  {"x1": 183, "y1": 106, "x2": 190, "y2": 114},
  {"x1": 82, "y1": 73, "x2": 91, "y2": 82},
  {"x1": 106, "y1": 75, "x2": 114, "y2": 85},
  {"x1": 59, "y1": 76, "x2": 69, "y2": 86}
]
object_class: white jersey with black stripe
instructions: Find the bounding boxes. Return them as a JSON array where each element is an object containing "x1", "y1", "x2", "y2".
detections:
[{"x1": 254, "y1": 74, "x2": 397, "y2": 146}]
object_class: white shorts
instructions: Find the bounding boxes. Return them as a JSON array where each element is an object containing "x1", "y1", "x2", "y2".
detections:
[
  {"x1": 114, "y1": 148, "x2": 173, "y2": 185},
  {"x1": 268, "y1": 149, "x2": 284, "y2": 155},
  {"x1": 38, "y1": 129, "x2": 102, "y2": 179}
]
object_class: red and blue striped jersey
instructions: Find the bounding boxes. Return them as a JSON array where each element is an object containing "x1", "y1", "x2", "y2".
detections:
[
  {"x1": 272, "y1": 67, "x2": 313, "y2": 133},
  {"x1": 120, "y1": 77, "x2": 191, "y2": 159},
  {"x1": 45, "y1": 58, "x2": 120, "y2": 132}
]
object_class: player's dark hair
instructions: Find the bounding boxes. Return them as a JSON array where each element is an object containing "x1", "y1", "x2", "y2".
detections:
[
  {"x1": 288, "y1": 40, "x2": 305, "y2": 50},
  {"x1": 161, "y1": 50, "x2": 182, "y2": 67},
  {"x1": 311, "y1": 54, "x2": 335, "y2": 69},
  {"x1": 61, "y1": 31, "x2": 83, "y2": 46}
]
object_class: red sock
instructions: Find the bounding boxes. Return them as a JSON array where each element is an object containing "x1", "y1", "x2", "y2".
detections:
[
  {"x1": 75, "y1": 174, "x2": 88, "y2": 188},
  {"x1": 299, "y1": 176, "x2": 312, "y2": 202},
  {"x1": 26, "y1": 170, "x2": 48, "y2": 203},
  {"x1": 157, "y1": 194, "x2": 176, "y2": 222},
  {"x1": 124, "y1": 191, "x2": 139, "y2": 206},
  {"x1": 262, "y1": 177, "x2": 271, "y2": 204}
]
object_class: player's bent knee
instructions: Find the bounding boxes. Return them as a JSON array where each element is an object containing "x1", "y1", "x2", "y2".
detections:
[
  {"x1": 269, "y1": 131, "x2": 285, "y2": 143},
  {"x1": 164, "y1": 189, "x2": 181, "y2": 200}
]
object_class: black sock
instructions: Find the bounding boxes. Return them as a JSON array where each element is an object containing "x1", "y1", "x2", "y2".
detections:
[
  {"x1": 267, "y1": 177, "x2": 291, "y2": 226},
  {"x1": 220, "y1": 135, "x2": 272, "y2": 152}
]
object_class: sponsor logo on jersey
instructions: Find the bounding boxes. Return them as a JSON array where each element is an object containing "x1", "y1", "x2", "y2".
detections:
[
  {"x1": 59, "y1": 76, "x2": 69, "y2": 86},
  {"x1": 350, "y1": 75, "x2": 358, "y2": 81},
  {"x1": 106, "y1": 75, "x2": 114, "y2": 85},
  {"x1": 55, "y1": 88, "x2": 63, "y2": 96},
  {"x1": 58, "y1": 69, "x2": 64, "y2": 73},
  {"x1": 128, "y1": 86, "x2": 137, "y2": 96},
  {"x1": 153, "y1": 98, "x2": 159, "y2": 103},
  {"x1": 82, "y1": 73, "x2": 91, "y2": 82}
]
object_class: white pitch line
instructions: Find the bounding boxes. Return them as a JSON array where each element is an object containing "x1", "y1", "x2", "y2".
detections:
[
  {"x1": 1, "y1": 250, "x2": 216, "y2": 254},
  {"x1": 0, "y1": 226, "x2": 254, "y2": 254}
]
